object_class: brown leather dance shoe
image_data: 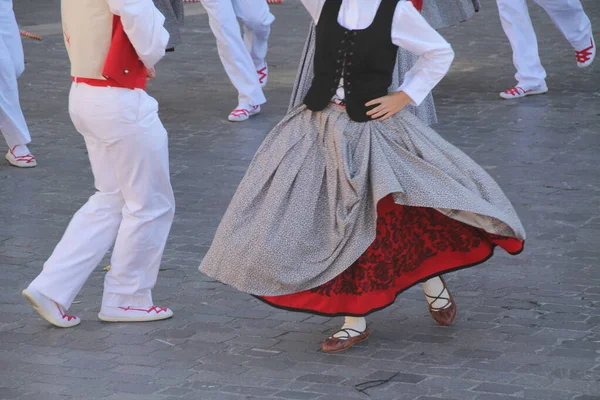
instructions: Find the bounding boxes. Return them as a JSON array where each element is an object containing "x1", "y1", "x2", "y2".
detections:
[
  {"x1": 321, "y1": 328, "x2": 371, "y2": 353},
  {"x1": 426, "y1": 276, "x2": 457, "y2": 326}
]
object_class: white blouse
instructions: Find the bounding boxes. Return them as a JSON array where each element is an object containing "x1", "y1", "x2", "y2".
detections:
[{"x1": 300, "y1": 0, "x2": 454, "y2": 106}]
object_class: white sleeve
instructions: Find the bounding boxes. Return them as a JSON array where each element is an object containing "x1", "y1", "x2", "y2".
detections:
[
  {"x1": 391, "y1": 1, "x2": 455, "y2": 106},
  {"x1": 105, "y1": 0, "x2": 170, "y2": 69},
  {"x1": 300, "y1": 0, "x2": 326, "y2": 23}
]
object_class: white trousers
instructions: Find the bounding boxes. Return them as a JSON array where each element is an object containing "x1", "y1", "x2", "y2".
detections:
[
  {"x1": 0, "y1": 0, "x2": 31, "y2": 148},
  {"x1": 200, "y1": 0, "x2": 274, "y2": 106},
  {"x1": 496, "y1": 0, "x2": 592, "y2": 88},
  {"x1": 29, "y1": 84, "x2": 175, "y2": 310}
]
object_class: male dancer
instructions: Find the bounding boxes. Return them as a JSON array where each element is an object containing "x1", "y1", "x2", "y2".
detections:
[
  {"x1": 22, "y1": 0, "x2": 175, "y2": 327},
  {"x1": 200, "y1": 0, "x2": 274, "y2": 121},
  {"x1": 496, "y1": 0, "x2": 595, "y2": 99},
  {"x1": 0, "y1": 0, "x2": 36, "y2": 168}
]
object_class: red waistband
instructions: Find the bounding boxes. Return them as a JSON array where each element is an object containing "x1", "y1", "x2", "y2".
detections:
[{"x1": 72, "y1": 76, "x2": 143, "y2": 90}]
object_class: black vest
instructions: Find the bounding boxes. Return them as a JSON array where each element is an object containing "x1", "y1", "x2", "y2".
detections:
[{"x1": 303, "y1": 0, "x2": 400, "y2": 123}]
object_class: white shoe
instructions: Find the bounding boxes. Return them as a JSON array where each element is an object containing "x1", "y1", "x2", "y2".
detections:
[
  {"x1": 228, "y1": 105, "x2": 261, "y2": 122},
  {"x1": 22, "y1": 287, "x2": 80, "y2": 328},
  {"x1": 257, "y1": 64, "x2": 268, "y2": 88},
  {"x1": 98, "y1": 305, "x2": 173, "y2": 322},
  {"x1": 5, "y1": 146, "x2": 37, "y2": 168},
  {"x1": 499, "y1": 85, "x2": 548, "y2": 100},
  {"x1": 576, "y1": 36, "x2": 596, "y2": 68}
]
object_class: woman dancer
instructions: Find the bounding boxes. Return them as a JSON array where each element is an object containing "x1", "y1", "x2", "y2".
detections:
[
  {"x1": 286, "y1": 0, "x2": 481, "y2": 329},
  {"x1": 289, "y1": 0, "x2": 481, "y2": 129},
  {"x1": 200, "y1": 0, "x2": 525, "y2": 353}
]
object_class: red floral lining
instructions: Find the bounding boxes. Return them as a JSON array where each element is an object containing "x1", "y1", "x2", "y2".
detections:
[{"x1": 259, "y1": 195, "x2": 523, "y2": 316}]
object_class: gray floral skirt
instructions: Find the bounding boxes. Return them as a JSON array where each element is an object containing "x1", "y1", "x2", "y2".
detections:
[{"x1": 199, "y1": 104, "x2": 525, "y2": 315}]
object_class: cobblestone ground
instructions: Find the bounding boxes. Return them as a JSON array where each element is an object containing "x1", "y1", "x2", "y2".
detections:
[{"x1": 1, "y1": 1, "x2": 600, "y2": 399}]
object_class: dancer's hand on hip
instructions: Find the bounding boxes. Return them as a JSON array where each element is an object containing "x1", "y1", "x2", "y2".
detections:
[
  {"x1": 365, "y1": 91, "x2": 411, "y2": 121},
  {"x1": 147, "y1": 67, "x2": 156, "y2": 80}
]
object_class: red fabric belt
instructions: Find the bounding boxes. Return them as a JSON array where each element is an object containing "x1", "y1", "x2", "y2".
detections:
[{"x1": 72, "y1": 76, "x2": 144, "y2": 90}]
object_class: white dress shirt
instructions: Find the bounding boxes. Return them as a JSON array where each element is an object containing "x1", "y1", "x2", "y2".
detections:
[
  {"x1": 106, "y1": 0, "x2": 170, "y2": 69},
  {"x1": 300, "y1": 0, "x2": 454, "y2": 106}
]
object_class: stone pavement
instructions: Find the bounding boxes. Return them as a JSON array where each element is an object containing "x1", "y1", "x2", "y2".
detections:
[{"x1": 1, "y1": 1, "x2": 600, "y2": 399}]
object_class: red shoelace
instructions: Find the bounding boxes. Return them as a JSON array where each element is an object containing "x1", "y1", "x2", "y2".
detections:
[
  {"x1": 230, "y1": 106, "x2": 259, "y2": 118},
  {"x1": 55, "y1": 303, "x2": 77, "y2": 322},
  {"x1": 576, "y1": 38, "x2": 594, "y2": 64},
  {"x1": 118, "y1": 306, "x2": 169, "y2": 314},
  {"x1": 9, "y1": 147, "x2": 36, "y2": 164},
  {"x1": 503, "y1": 87, "x2": 531, "y2": 97}
]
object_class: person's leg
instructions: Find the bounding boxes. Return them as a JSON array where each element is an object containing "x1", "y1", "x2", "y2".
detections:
[
  {"x1": 98, "y1": 89, "x2": 175, "y2": 322},
  {"x1": 321, "y1": 316, "x2": 370, "y2": 353},
  {"x1": 533, "y1": 0, "x2": 594, "y2": 67},
  {"x1": 200, "y1": 0, "x2": 266, "y2": 119},
  {"x1": 234, "y1": 0, "x2": 275, "y2": 87},
  {"x1": 496, "y1": 0, "x2": 548, "y2": 98},
  {"x1": 422, "y1": 276, "x2": 456, "y2": 326},
  {"x1": 0, "y1": 4, "x2": 34, "y2": 165},
  {"x1": 319, "y1": 275, "x2": 457, "y2": 353},
  {"x1": 24, "y1": 84, "x2": 126, "y2": 327}
]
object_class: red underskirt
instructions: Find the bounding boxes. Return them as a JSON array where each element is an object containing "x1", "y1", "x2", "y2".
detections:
[{"x1": 258, "y1": 194, "x2": 524, "y2": 316}]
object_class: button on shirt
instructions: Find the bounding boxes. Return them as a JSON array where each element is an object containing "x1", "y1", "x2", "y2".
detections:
[{"x1": 300, "y1": 0, "x2": 454, "y2": 105}]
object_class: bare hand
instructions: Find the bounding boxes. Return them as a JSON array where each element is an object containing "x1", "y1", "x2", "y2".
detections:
[
  {"x1": 147, "y1": 67, "x2": 156, "y2": 80},
  {"x1": 365, "y1": 91, "x2": 412, "y2": 121}
]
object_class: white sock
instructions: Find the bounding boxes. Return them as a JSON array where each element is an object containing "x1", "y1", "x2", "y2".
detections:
[
  {"x1": 11, "y1": 144, "x2": 31, "y2": 157},
  {"x1": 422, "y1": 277, "x2": 451, "y2": 310},
  {"x1": 333, "y1": 316, "x2": 366, "y2": 338}
]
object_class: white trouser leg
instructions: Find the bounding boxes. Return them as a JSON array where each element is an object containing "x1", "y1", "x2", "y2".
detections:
[
  {"x1": 101, "y1": 89, "x2": 175, "y2": 308},
  {"x1": 533, "y1": 0, "x2": 592, "y2": 50},
  {"x1": 200, "y1": 0, "x2": 269, "y2": 106},
  {"x1": 29, "y1": 84, "x2": 175, "y2": 309},
  {"x1": 0, "y1": 2, "x2": 31, "y2": 149},
  {"x1": 496, "y1": 0, "x2": 547, "y2": 88},
  {"x1": 233, "y1": 0, "x2": 274, "y2": 69}
]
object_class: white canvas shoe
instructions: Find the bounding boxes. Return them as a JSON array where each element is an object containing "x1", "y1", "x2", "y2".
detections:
[
  {"x1": 257, "y1": 65, "x2": 268, "y2": 88},
  {"x1": 22, "y1": 287, "x2": 80, "y2": 328},
  {"x1": 5, "y1": 146, "x2": 37, "y2": 168},
  {"x1": 98, "y1": 306, "x2": 173, "y2": 322},
  {"x1": 576, "y1": 36, "x2": 596, "y2": 68},
  {"x1": 228, "y1": 105, "x2": 261, "y2": 122},
  {"x1": 499, "y1": 85, "x2": 548, "y2": 100}
]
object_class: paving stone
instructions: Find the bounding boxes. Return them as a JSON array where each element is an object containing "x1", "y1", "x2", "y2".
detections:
[
  {"x1": 474, "y1": 395, "x2": 520, "y2": 400},
  {"x1": 407, "y1": 334, "x2": 455, "y2": 344},
  {"x1": 453, "y1": 349, "x2": 504, "y2": 360},
  {"x1": 364, "y1": 370, "x2": 428, "y2": 384},
  {"x1": 0, "y1": 388, "x2": 26, "y2": 400},
  {"x1": 108, "y1": 383, "x2": 164, "y2": 395},
  {"x1": 523, "y1": 388, "x2": 580, "y2": 400},
  {"x1": 219, "y1": 385, "x2": 279, "y2": 396},
  {"x1": 471, "y1": 382, "x2": 523, "y2": 395},
  {"x1": 271, "y1": 390, "x2": 323, "y2": 399},
  {"x1": 297, "y1": 374, "x2": 345, "y2": 384}
]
